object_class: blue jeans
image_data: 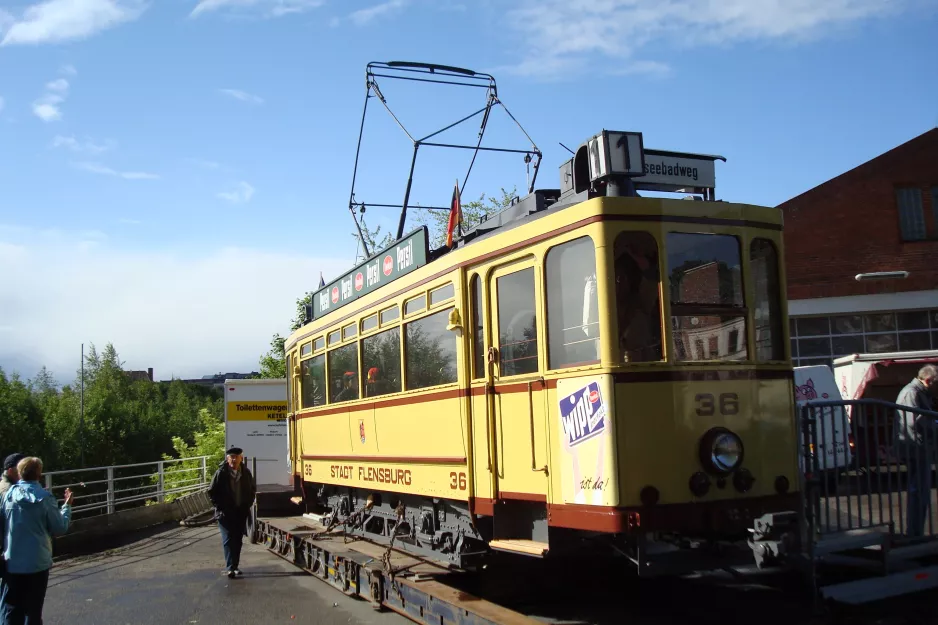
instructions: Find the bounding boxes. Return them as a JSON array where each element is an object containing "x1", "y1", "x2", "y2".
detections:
[
  {"x1": 218, "y1": 516, "x2": 244, "y2": 571},
  {"x1": 0, "y1": 569, "x2": 50, "y2": 625},
  {"x1": 906, "y1": 447, "x2": 934, "y2": 538}
]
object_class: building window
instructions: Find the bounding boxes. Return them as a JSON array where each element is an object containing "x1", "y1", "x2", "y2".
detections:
[
  {"x1": 405, "y1": 308, "x2": 458, "y2": 390},
  {"x1": 933, "y1": 187, "x2": 938, "y2": 229},
  {"x1": 791, "y1": 308, "x2": 938, "y2": 368},
  {"x1": 362, "y1": 327, "x2": 401, "y2": 398},
  {"x1": 546, "y1": 236, "x2": 600, "y2": 369},
  {"x1": 896, "y1": 187, "x2": 925, "y2": 241},
  {"x1": 614, "y1": 232, "x2": 662, "y2": 363}
]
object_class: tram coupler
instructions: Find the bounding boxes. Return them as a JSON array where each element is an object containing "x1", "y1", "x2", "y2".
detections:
[{"x1": 747, "y1": 511, "x2": 800, "y2": 569}]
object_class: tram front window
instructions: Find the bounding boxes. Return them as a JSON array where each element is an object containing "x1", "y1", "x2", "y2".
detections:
[
  {"x1": 614, "y1": 231, "x2": 663, "y2": 363},
  {"x1": 666, "y1": 232, "x2": 747, "y2": 362}
]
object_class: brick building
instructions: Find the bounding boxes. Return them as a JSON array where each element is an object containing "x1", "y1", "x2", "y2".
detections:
[{"x1": 779, "y1": 128, "x2": 938, "y2": 367}]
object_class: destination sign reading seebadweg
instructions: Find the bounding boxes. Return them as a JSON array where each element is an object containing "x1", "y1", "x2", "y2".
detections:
[{"x1": 313, "y1": 227, "x2": 429, "y2": 320}]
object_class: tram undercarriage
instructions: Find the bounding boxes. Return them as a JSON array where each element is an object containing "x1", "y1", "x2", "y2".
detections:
[{"x1": 304, "y1": 482, "x2": 490, "y2": 569}]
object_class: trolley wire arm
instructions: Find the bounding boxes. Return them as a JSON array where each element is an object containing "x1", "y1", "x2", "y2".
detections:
[
  {"x1": 351, "y1": 202, "x2": 457, "y2": 211},
  {"x1": 416, "y1": 105, "x2": 490, "y2": 144},
  {"x1": 369, "y1": 73, "x2": 492, "y2": 90},
  {"x1": 419, "y1": 142, "x2": 539, "y2": 155}
]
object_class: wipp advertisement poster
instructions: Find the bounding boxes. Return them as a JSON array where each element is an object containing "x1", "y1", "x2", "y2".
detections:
[{"x1": 555, "y1": 375, "x2": 618, "y2": 506}]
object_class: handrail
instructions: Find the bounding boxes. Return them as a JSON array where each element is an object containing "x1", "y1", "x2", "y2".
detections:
[{"x1": 40, "y1": 456, "x2": 212, "y2": 518}]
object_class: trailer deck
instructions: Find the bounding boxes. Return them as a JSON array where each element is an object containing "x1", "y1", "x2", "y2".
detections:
[{"x1": 255, "y1": 515, "x2": 540, "y2": 625}]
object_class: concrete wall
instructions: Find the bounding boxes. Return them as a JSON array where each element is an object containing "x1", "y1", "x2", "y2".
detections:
[{"x1": 54, "y1": 490, "x2": 213, "y2": 556}]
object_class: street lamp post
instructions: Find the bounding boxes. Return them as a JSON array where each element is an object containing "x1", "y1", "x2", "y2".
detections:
[{"x1": 80, "y1": 343, "x2": 85, "y2": 468}]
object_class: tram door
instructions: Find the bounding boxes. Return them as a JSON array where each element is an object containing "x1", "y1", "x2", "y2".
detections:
[{"x1": 487, "y1": 261, "x2": 550, "y2": 520}]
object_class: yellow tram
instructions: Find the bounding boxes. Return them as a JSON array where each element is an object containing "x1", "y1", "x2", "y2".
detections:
[{"x1": 283, "y1": 128, "x2": 800, "y2": 571}]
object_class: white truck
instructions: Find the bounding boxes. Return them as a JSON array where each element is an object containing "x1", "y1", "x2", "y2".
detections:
[
  {"x1": 223, "y1": 378, "x2": 291, "y2": 490},
  {"x1": 794, "y1": 364, "x2": 853, "y2": 489}
]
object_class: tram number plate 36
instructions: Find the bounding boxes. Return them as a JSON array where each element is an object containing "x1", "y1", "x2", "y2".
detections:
[
  {"x1": 449, "y1": 472, "x2": 467, "y2": 491},
  {"x1": 694, "y1": 393, "x2": 739, "y2": 417}
]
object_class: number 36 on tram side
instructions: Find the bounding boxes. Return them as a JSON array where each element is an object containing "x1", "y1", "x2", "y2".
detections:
[{"x1": 283, "y1": 129, "x2": 800, "y2": 573}]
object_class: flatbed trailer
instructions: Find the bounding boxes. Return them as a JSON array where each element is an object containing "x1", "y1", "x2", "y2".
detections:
[{"x1": 253, "y1": 515, "x2": 540, "y2": 625}]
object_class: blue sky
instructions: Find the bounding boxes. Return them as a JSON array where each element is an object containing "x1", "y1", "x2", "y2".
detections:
[{"x1": 1, "y1": 0, "x2": 936, "y2": 383}]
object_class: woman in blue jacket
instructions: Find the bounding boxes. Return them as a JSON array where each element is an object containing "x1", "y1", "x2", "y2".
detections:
[{"x1": 0, "y1": 457, "x2": 72, "y2": 625}]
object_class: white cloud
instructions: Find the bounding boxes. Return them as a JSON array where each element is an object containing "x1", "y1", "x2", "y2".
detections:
[
  {"x1": 219, "y1": 88, "x2": 264, "y2": 105},
  {"x1": 45, "y1": 78, "x2": 69, "y2": 92},
  {"x1": 60, "y1": 63, "x2": 77, "y2": 75},
  {"x1": 52, "y1": 135, "x2": 115, "y2": 153},
  {"x1": 500, "y1": 0, "x2": 903, "y2": 79},
  {"x1": 217, "y1": 181, "x2": 255, "y2": 203},
  {"x1": 190, "y1": 0, "x2": 324, "y2": 18},
  {"x1": 32, "y1": 94, "x2": 63, "y2": 121},
  {"x1": 0, "y1": 0, "x2": 146, "y2": 46},
  {"x1": 0, "y1": 96, "x2": 4, "y2": 114},
  {"x1": 348, "y1": 0, "x2": 407, "y2": 25},
  {"x1": 0, "y1": 224, "x2": 348, "y2": 382},
  {"x1": 185, "y1": 158, "x2": 221, "y2": 170},
  {"x1": 118, "y1": 218, "x2": 141, "y2": 224},
  {"x1": 72, "y1": 161, "x2": 160, "y2": 180}
]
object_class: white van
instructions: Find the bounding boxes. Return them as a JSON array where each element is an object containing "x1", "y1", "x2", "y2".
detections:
[{"x1": 794, "y1": 365, "x2": 853, "y2": 486}]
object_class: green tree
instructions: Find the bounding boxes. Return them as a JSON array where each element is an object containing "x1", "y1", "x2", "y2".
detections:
[
  {"x1": 154, "y1": 407, "x2": 225, "y2": 503},
  {"x1": 258, "y1": 293, "x2": 313, "y2": 379},
  {"x1": 353, "y1": 217, "x2": 395, "y2": 262},
  {"x1": 0, "y1": 369, "x2": 46, "y2": 461},
  {"x1": 415, "y1": 186, "x2": 517, "y2": 248}
]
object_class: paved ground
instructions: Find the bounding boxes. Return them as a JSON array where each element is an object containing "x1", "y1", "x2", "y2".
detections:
[
  {"x1": 43, "y1": 523, "x2": 409, "y2": 625},
  {"x1": 41, "y1": 522, "x2": 938, "y2": 625}
]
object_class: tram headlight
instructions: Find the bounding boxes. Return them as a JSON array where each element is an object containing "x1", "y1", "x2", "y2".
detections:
[{"x1": 699, "y1": 428, "x2": 744, "y2": 475}]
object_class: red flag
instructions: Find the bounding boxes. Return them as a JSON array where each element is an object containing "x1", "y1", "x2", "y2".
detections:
[{"x1": 446, "y1": 180, "x2": 462, "y2": 248}]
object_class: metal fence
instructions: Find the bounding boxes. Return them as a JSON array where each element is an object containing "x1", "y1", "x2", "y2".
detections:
[
  {"x1": 42, "y1": 456, "x2": 212, "y2": 518},
  {"x1": 801, "y1": 399, "x2": 938, "y2": 541}
]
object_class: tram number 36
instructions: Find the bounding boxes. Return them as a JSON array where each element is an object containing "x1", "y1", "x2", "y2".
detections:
[
  {"x1": 695, "y1": 393, "x2": 739, "y2": 416},
  {"x1": 449, "y1": 472, "x2": 467, "y2": 491}
]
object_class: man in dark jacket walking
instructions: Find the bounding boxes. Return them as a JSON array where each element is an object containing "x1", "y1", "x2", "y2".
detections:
[
  {"x1": 896, "y1": 365, "x2": 938, "y2": 537},
  {"x1": 208, "y1": 447, "x2": 256, "y2": 578}
]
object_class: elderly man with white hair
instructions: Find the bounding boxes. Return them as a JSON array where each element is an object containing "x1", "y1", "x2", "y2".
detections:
[{"x1": 896, "y1": 364, "x2": 938, "y2": 537}]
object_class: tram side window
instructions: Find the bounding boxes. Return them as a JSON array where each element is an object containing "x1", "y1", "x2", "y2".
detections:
[
  {"x1": 328, "y1": 344, "x2": 359, "y2": 403},
  {"x1": 471, "y1": 276, "x2": 485, "y2": 379},
  {"x1": 751, "y1": 238, "x2": 784, "y2": 361},
  {"x1": 301, "y1": 354, "x2": 326, "y2": 408},
  {"x1": 286, "y1": 354, "x2": 292, "y2": 413},
  {"x1": 362, "y1": 327, "x2": 402, "y2": 397},
  {"x1": 497, "y1": 268, "x2": 539, "y2": 376},
  {"x1": 614, "y1": 232, "x2": 663, "y2": 363},
  {"x1": 546, "y1": 237, "x2": 600, "y2": 369},
  {"x1": 405, "y1": 308, "x2": 458, "y2": 390},
  {"x1": 666, "y1": 232, "x2": 747, "y2": 362}
]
